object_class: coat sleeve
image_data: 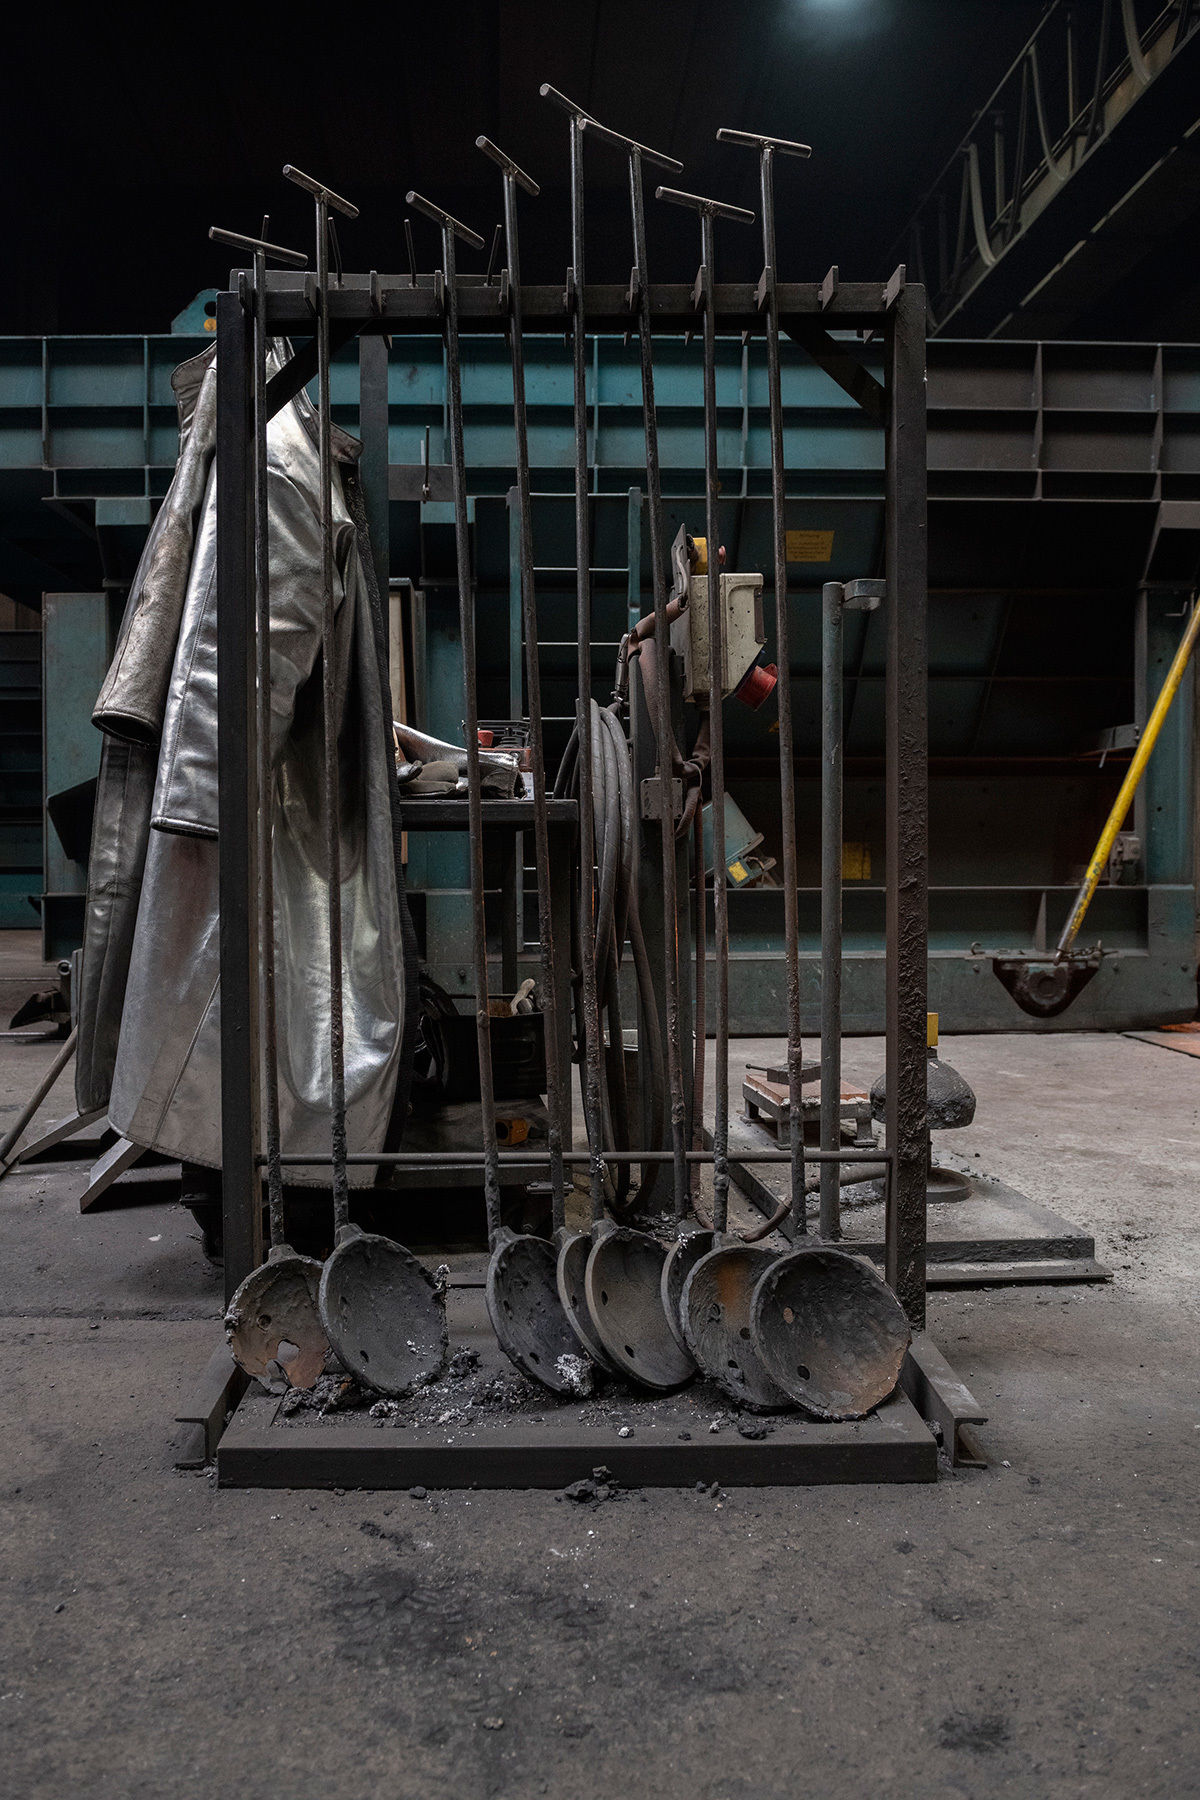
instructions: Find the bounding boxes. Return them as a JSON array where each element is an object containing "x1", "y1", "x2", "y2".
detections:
[
  {"x1": 92, "y1": 352, "x2": 217, "y2": 745},
  {"x1": 149, "y1": 395, "x2": 352, "y2": 840}
]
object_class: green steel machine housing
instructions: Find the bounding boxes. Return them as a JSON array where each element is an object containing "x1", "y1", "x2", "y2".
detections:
[{"x1": 0, "y1": 295, "x2": 1196, "y2": 1030}]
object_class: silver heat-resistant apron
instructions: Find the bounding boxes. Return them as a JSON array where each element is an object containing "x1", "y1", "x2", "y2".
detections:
[{"x1": 76, "y1": 344, "x2": 415, "y2": 1176}]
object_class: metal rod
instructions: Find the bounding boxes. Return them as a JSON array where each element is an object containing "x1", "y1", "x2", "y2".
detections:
[
  {"x1": 701, "y1": 207, "x2": 730, "y2": 1236},
  {"x1": 270, "y1": 1147, "x2": 891, "y2": 1167},
  {"x1": 540, "y1": 83, "x2": 608, "y2": 1232},
  {"x1": 281, "y1": 165, "x2": 358, "y2": 219},
  {"x1": 215, "y1": 285, "x2": 262, "y2": 1302},
  {"x1": 306, "y1": 177, "x2": 350, "y2": 1238},
  {"x1": 583, "y1": 116, "x2": 689, "y2": 1224},
  {"x1": 0, "y1": 1026, "x2": 77, "y2": 1169},
  {"x1": 716, "y1": 127, "x2": 808, "y2": 1235},
  {"x1": 209, "y1": 224, "x2": 307, "y2": 270},
  {"x1": 656, "y1": 185, "x2": 754, "y2": 1238},
  {"x1": 820, "y1": 580, "x2": 844, "y2": 1240},
  {"x1": 251, "y1": 236, "x2": 285, "y2": 1251},
  {"x1": 476, "y1": 135, "x2": 568, "y2": 1228},
  {"x1": 407, "y1": 190, "x2": 503, "y2": 1245}
]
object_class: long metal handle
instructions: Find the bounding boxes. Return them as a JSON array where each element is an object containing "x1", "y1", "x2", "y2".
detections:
[
  {"x1": 1057, "y1": 594, "x2": 1200, "y2": 956},
  {"x1": 305, "y1": 178, "x2": 353, "y2": 1239},
  {"x1": 211, "y1": 216, "x2": 305, "y2": 1252},
  {"x1": 820, "y1": 582, "x2": 844, "y2": 1240},
  {"x1": 251, "y1": 240, "x2": 287, "y2": 1253},
  {"x1": 694, "y1": 204, "x2": 759, "y2": 1236},
  {"x1": 627, "y1": 145, "x2": 689, "y2": 1225},
  {"x1": 542, "y1": 84, "x2": 609, "y2": 1232},
  {"x1": 483, "y1": 142, "x2": 568, "y2": 1227},
  {"x1": 716, "y1": 125, "x2": 809, "y2": 1234},
  {"x1": 415, "y1": 200, "x2": 505, "y2": 1247}
]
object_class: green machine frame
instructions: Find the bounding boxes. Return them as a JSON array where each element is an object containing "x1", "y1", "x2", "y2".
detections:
[{"x1": 0, "y1": 314, "x2": 1196, "y2": 1028}]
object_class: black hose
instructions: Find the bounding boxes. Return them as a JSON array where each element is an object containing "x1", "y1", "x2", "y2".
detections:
[{"x1": 557, "y1": 699, "x2": 666, "y2": 1213}]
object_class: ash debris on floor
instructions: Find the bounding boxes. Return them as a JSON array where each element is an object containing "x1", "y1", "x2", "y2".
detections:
[{"x1": 275, "y1": 1348, "x2": 761, "y2": 1439}]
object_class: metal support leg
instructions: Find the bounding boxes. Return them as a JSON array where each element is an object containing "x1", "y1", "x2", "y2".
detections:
[
  {"x1": 358, "y1": 333, "x2": 391, "y2": 614},
  {"x1": 216, "y1": 288, "x2": 263, "y2": 1304},
  {"x1": 884, "y1": 288, "x2": 929, "y2": 1327}
]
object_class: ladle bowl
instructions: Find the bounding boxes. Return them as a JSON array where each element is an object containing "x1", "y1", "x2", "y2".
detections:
[
  {"x1": 225, "y1": 1247, "x2": 329, "y2": 1392},
  {"x1": 680, "y1": 1243, "x2": 791, "y2": 1410},
  {"x1": 556, "y1": 1228, "x2": 623, "y2": 1374},
  {"x1": 583, "y1": 1225, "x2": 695, "y2": 1390},
  {"x1": 319, "y1": 1224, "x2": 447, "y2": 1396},
  {"x1": 749, "y1": 1246, "x2": 910, "y2": 1420},
  {"x1": 659, "y1": 1226, "x2": 714, "y2": 1356},
  {"x1": 487, "y1": 1228, "x2": 596, "y2": 1392}
]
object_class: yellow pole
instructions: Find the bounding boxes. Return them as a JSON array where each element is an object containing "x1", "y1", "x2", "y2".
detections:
[{"x1": 1057, "y1": 596, "x2": 1200, "y2": 956}]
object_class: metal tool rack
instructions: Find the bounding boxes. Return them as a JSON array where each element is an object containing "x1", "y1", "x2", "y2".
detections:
[{"x1": 206, "y1": 254, "x2": 975, "y2": 1487}]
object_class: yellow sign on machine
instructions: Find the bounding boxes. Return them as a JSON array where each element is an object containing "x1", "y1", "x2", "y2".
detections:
[{"x1": 785, "y1": 529, "x2": 835, "y2": 563}]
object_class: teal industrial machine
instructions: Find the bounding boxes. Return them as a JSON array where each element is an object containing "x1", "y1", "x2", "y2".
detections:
[{"x1": 0, "y1": 300, "x2": 1195, "y2": 1028}]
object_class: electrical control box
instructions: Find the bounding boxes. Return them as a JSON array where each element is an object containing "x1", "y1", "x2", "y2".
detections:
[{"x1": 670, "y1": 567, "x2": 766, "y2": 700}]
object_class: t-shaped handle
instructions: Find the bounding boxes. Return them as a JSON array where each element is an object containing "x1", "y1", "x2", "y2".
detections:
[
  {"x1": 209, "y1": 225, "x2": 307, "y2": 269},
  {"x1": 580, "y1": 115, "x2": 682, "y2": 173},
  {"x1": 405, "y1": 191, "x2": 486, "y2": 251},
  {"x1": 538, "y1": 82, "x2": 592, "y2": 124},
  {"x1": 655, "y1": 185, "x2": 755, "y2": 225},
  {"x1": 475, "y1": 137, "x2": 540, "y2": 197},
  {"x1": 716, "y1": 128, "x2": 812, "y2": 159},
  {"x1": 281, "y1": 165, "x2": 359, "y2": 219}
]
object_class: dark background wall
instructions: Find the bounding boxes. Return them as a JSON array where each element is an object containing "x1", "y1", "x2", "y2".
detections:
[{"x1": 7, "y1": 1, "x2": 1046, "y2": 333}]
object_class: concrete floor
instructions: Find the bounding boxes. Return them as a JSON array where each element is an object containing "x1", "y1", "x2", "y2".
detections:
[{"x1": 2, "y1": 930, "x2": 1199, "y2": 1798}]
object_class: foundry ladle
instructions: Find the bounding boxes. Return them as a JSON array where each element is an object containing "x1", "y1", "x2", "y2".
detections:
[
  {"x1": 216, "y1": 219, "x2": 330, "y2": 1392},
  {"x1": 659, "y1": 182, "x2": 791, "y2": 1409},
  {"x1": 278, "y1": 167, "x2": 446, "y2": 1395},
  {"x1": 409, "y1": 181, "x2": 587, "y2": 1393},
  {"x1": 574, "y1": 112, "x2": 696, "y2": 1391}
]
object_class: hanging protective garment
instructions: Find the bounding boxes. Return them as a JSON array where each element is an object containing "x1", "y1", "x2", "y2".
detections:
[{"x1": 77, "y1": 344, "x2": 416, "y2": 1175}]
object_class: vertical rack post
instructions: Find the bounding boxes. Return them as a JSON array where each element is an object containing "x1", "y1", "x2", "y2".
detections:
[
  {"x1": 216, "y1": 284, "x2": 262, "y2": 1303},
  {"x1": 883, "y1": 285, "x2": 928, "y2": 1325},
  {"x1": 358, "y1": 334, "x2": 391, "y2": 617},
  {"x1": 819, "y1": 579, "x2": 845, "y2": 1240}
]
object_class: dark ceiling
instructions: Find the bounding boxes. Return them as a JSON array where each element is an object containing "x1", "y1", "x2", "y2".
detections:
[{"x1": 7, "y1": 0, "x2": 1049, "y2": 335}]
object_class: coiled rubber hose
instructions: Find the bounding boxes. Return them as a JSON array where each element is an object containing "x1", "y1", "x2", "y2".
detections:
[{"x1": 555, "y1": 701, "x2": 665, "y2": 1213}]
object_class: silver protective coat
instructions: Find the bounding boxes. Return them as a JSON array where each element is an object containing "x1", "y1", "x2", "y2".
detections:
[{"x1": 77, "y1": 344, "x2": 412, "y2": 1175}]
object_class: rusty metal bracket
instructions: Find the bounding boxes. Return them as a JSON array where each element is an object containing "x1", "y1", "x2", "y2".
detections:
[{"x1": 640, "y1": 774, "x2": 683, "y2": 823}]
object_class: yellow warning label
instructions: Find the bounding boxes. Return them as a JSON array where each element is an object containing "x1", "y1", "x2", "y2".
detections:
[
  {"x1": 727, "y1": 860, "x2": 750, "y2": 884},
  {"x1": 786, "y1": 529, "x2": 834, "y2": 563}
]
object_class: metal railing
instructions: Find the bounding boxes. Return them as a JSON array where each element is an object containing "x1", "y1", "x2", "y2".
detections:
[{"x1": 896, "y1": 0, "x2": 1200, "y2": 334}]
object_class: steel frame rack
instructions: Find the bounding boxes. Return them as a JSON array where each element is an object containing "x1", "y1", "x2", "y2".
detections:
[{"x1": 207, "y1": 267, "x2": 960, "y2": 1487}]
